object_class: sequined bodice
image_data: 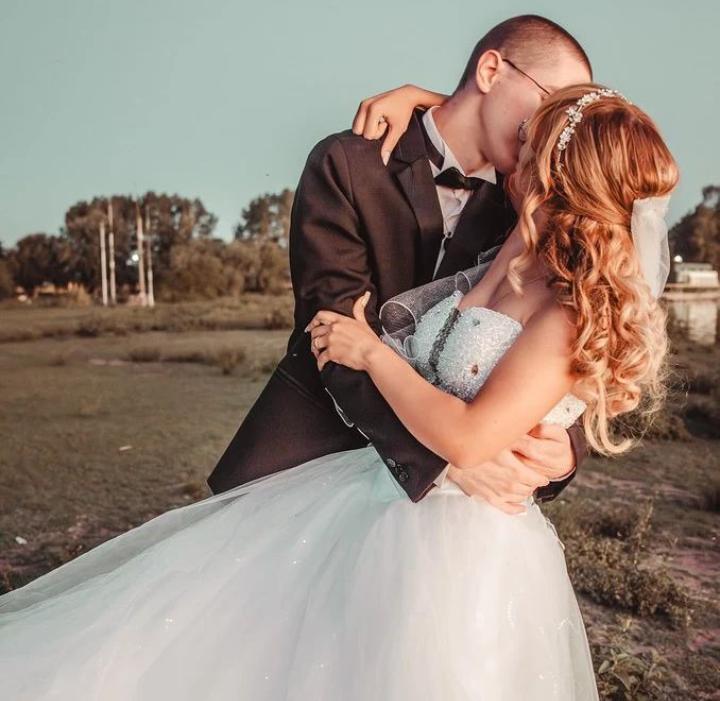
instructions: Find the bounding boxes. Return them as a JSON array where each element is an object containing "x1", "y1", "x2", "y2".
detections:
[{"x1": 402, "y1": 290, "x2": 587, "y2": 428}]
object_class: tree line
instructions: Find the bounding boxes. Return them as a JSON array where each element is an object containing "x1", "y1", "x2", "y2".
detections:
[
  {"x1": 0, "y1": 185, "x2": 718, "y2": 302},
  {"x1": 669, "y1": 185, "x2": 720, "y2": 271},
  {"x1": 0, "y1": 189, "x2": 294, "y2": 302}
]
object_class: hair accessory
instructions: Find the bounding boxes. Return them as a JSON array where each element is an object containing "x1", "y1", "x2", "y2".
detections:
[{"x1": 557, "y1": 88, "x2": 631, "y2": 153}]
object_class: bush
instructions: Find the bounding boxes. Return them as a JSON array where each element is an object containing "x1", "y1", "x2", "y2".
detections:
[
  {"x1": 127, "y1": 346, "x2": 162, "y2": 363},
  {"x1": 263, "y1": 308, "x2": 293, "y2": 330},
  {"x1": 614, "y1": 404, "x2": 692, "y2": 442},
  {"x1": 76, "y1": 314, "x2": 105, "y2": 337},
  {"x1": 594, "y1": 639, "x2": 671, "y2": 700},
  {"x1": 158, "y1": 239, "x2": 290, "y2": 302},
  {"x1": 0, "y1": 260, "x2": 15, "y2": 299},
  {"x1": 683, "y1": 395, "x2": 720, "y2": 439},
  {"x1": 214, "y1": 348, "x2": 247, "y2": 375},
  {"x1": 159, "y1": 240, "x2": 228, "y2": 302},
  {"x1": 548, "y1": 500, "x2": 691, "y2": 628},
  {"x1": 699, "y1": 479, "x2": 720, "y2": 512},
  {"x1": 255, "y1": 353, "x2": 282, "y2": 376}
]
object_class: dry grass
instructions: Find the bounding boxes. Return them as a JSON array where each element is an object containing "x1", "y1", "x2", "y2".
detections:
[
  {"x1": 0, "y1": 294, "x2": 294, "y2": 343},
  {"x1": 0, "y1": 304, "x2": 718, "y2": 698}
]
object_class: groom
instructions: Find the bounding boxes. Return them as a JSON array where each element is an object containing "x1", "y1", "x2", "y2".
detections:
[{"x1": 209, "y1": 15, "x2": 593, "y2": 509}]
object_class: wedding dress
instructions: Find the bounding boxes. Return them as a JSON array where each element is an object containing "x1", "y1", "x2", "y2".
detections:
[{"x1": 0, "y1": 289, "x2": 598, "y2": 700}]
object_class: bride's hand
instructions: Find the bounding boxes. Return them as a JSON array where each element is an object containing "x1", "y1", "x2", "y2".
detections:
[
  {"x1": 352, "y1": 84, "x2": 449, "y2": 165},
  {"x1": 306, "y1": 293, "x2": 382, "y2": 371}
]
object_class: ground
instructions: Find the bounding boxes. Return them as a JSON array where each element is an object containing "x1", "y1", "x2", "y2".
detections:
[{"x1": 0, "y1": 297, "x2": 718, "y2": 699}]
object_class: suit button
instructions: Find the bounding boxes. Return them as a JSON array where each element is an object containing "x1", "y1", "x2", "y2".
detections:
[
  {"x1": 385, "y1": 458, "x2": 397, "y2": 468},
  {"x1": 397, "y1": 469, "x2": 409, "y2": 483}
]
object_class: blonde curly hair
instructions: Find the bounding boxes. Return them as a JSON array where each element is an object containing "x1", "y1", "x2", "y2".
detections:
[{"x1": 506, "y1": 83, "x2": 679, "y2": 455}]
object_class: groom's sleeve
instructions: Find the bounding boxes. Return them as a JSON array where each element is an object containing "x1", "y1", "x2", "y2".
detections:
[
  {"x1": 289, "y1": 135, "x2": 449, "y2": 502},
  {"x1": 289, "y1": 135, "x2": 589, "y2": 503},
  {"x1": 534, "y1": 419, "x2": 587, "y2": 502}
]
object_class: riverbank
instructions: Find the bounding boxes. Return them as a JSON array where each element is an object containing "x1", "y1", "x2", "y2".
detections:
[{"x1": 664, "y1": 284, "x2": 720, "y2": 301}]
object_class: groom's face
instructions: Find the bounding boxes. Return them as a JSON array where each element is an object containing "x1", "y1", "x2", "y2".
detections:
[{"x1": 478, "y1": 50, "x2": 591, "y2": 175}]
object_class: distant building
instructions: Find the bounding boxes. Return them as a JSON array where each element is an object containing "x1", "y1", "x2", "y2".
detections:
[
  {"x1": 672, "y1": 262, "x2": 719, "y2": 287},
  {"x1": 32, "y1": 280, "x2": 89, "y2": 298}
]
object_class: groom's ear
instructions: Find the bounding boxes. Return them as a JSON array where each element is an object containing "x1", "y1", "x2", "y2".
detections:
[{"x1": 473, "y1": 50, "x2": 503, "y2": 95}]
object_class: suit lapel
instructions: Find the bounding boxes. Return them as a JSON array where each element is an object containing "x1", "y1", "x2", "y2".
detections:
[{"x1": 391, "y1": 110, "x2": 445, "y2": 282}]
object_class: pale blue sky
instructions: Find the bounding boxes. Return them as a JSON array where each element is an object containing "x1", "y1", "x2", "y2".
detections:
[{"x1": 1, "y1": 0, "x2": 717, "y2": 246}]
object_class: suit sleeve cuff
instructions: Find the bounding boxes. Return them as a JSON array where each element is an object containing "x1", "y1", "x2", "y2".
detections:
[{"x1": 549, "y1": 465, "x2": 576, "y2": 482}]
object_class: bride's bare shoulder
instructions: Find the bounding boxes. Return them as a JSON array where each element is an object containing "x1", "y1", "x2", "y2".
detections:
[{"x1": 525, "y1": 301, "x2": 578, "y2": 353}]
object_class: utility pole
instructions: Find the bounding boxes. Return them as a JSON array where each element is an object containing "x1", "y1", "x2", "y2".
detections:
[
  {"x1": 145, "y1": 206, "x2": 155, "y2": 307},
  {"x1": 107, "y1": 200, "x2": 117, "y2": 305},
  {"x1": 99, "y1": 218, "x2": 108, "y2": 306},
  {"x1": 135, "y1": 198, "x2": 147, "y2": 306}
]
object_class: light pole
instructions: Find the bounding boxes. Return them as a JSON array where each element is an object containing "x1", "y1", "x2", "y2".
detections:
[
  {"x1": 107, "y1": 200, "x2": 117, "y2": 305},
  {"x1": 135, "y1": 198, "x2": 147, "y2": 306}
]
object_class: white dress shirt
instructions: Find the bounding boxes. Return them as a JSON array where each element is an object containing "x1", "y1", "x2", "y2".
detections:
[{"x1": 422, "y1": 106, "x2": 497, "y2": 280}]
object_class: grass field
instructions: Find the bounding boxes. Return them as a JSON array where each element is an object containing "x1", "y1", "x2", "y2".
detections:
[{"x1": 0, "y1": 299, "x2": 718, "y2": 699}]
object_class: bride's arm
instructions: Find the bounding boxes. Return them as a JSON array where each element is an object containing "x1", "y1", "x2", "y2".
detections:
[
  {"x1": 352, "y1": 84, "x2": 448, "y2": 163},
  {"x1": 310, "y1": 302, "x2": 577, "y2": 470}
]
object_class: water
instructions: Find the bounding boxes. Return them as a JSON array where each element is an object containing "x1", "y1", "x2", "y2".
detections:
[{"x1": 666, "y1": 298, "x2": 719, "y2": 345}]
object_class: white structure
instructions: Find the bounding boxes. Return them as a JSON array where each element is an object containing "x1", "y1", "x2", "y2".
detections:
[{"x1": 673, "y1": 262, "x2": 719, "y2": 287}]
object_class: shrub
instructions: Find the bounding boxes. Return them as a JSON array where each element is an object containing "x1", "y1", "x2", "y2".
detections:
[
  {"x1": 0, "y1": 260, "x2": 15, "y2": 299},
  {"x1": 127, "y1": 346, "x2": 162, "y2": 363},
  {"x1": 213, "y1": 348, "x2": 247, "y2": 375},
  {"x1": 548, "y1": 500, "x2": 691, "y2": 628}
]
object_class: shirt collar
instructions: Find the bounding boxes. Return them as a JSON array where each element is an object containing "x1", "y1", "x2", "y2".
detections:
[{"x1": 422, "y1": 106, "x2": 497, "y2": 185}]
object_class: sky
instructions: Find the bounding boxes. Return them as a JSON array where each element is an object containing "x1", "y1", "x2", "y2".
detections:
[{"x1": 0, "y1": 0, "x2": 717, "y2": 246}]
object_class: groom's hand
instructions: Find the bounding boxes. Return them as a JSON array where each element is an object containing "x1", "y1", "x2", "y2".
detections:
[
  {"x1": 446, "y1": 449, "x2": 551, "y2": 515},
  {"x1": 445, "y1": 423, "x2": 576, "y2": 515},
  {"x1": 509, "y1": 423, "x2": 576, "y2": 480}
]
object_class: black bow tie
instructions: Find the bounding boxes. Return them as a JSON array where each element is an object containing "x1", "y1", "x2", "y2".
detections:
[{"x1": 434, "y1": 167, "x2": 485, "y2": 191}]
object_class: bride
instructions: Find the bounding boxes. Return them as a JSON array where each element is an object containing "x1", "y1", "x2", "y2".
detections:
[{"x1": 0, "y1": 84, "x2": 677, "y2": 700}]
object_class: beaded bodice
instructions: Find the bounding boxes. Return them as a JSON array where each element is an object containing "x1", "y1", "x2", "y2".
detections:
[{"x1": 401, "y1": 289, "x2": 587, "y2": 429}]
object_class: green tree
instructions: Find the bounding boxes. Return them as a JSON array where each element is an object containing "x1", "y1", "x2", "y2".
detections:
[
  {"x1": 63, "y1": 193, "x2": 218, "y2": 292},
  {"x1": 0, "y1": 259, "x2": 14, "y2": 299},
  {"x1": 7, "y1": 233, "x2": 72, "y2": 293},
  {"x1": 234, "y1": 189, "x2": 294, "y2": 246},
  {"x1": 160, "y1": 238, "x2": 227, "y2": 302},
  {"x1": 670, "y1": 186, "x2": 720, "y2": 270}
]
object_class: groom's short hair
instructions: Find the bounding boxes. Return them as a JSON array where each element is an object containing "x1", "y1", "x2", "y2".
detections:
[{"x1": 455, "y1": 15, "x2": 592, "y2": 92}]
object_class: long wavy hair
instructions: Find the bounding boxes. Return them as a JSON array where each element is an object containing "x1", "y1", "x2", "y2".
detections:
[{"x1": 506, "y1": 83, "x2": 679, "y2": 455}]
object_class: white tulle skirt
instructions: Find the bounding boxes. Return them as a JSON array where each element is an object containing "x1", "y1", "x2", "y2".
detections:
[{"x1": 0, "y1": 446, "x2": 598, "y2": 700}]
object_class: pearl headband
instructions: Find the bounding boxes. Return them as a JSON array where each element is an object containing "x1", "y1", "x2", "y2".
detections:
[{"x1": 557, "y1": 88, "x2": 631, "y2": 153}]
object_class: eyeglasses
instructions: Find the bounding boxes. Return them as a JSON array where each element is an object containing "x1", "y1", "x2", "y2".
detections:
[{"x1": 502, "y1": 57, "x2": 551, "y2": 97}]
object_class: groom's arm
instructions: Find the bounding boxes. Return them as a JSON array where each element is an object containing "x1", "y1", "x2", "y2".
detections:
[
  {"x1": 534, "y1": 420, "x2": 586, "y2": 501},
  {"x1": 289, "y1": 134, "x2": 450, "y2": 502},
  {"x1": 289, "y1": 134, "x2": 588, "y2": 503}
]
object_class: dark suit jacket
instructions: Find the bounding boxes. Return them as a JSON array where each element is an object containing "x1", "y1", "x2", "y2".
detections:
[{"x1": 207, "y1": 109, "x2": 587, "y2": 501}]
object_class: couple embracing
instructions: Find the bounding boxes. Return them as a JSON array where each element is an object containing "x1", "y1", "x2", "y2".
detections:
[{"x1": 0, "y1": 14, "x2": 676, "y2": 700}]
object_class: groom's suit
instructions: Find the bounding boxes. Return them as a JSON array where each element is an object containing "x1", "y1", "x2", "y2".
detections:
[{"x1": 208, "y1": 108, "x2": 587, "y2": 502}]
